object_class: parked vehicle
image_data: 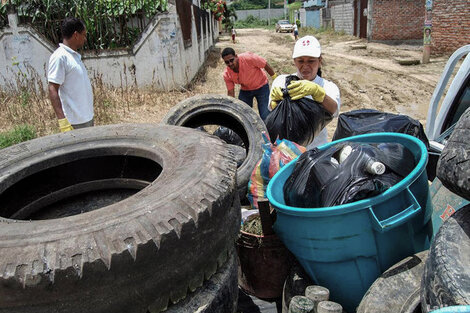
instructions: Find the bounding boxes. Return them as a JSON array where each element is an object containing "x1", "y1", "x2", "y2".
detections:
[
  {"x1": 275, "y1": 20, "x2": 294, "y2": 33},
  {"x1": 425, "y1": 44, "x2": 470, "y2": 180}
]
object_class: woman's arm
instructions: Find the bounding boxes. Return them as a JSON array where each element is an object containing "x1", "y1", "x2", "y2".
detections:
[{"x1": 320, "y1": 94, "x2": 337, "y2": 115}]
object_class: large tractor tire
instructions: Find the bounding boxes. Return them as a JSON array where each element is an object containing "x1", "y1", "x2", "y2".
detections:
[
  {"x1": 421, "y1": 205, "x2": 470, "y2": 312},
  {"x1": 161, "y1": 94, "x2": 267, "y2": 202},
  {"x1": 357, "y1": 251, "x2": 428, "y2": 313},
  {"x1": 166, "y1": 248, "x2": 238, "y2": 313},
  {"x1": 437, "y1": 107, "x2": 470, "y2": 201},
  {"x1": 0, "y1": 124, "x2": 240, "y2": 313}
]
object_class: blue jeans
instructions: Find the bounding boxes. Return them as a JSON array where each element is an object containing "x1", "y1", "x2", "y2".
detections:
[{"x1": 238, "y1": 83, "x2": 270, "y2": 121}]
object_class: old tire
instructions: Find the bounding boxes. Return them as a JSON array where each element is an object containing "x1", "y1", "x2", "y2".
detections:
[
  {"x1": 281, "y1": 260, "x2": 313, "y2": 313},
  {"x1": 437, "y1": 107, "x2": 470, "y2": 201},
  {"x1": 161, "y1": 94, "x2": 267, "y2": 201},
  {"x1": 0, "y1": 124, "x2": 240, "y2": 313},
  {"x1": 357, "y1": 251, "x2": 428, "y2": 313},
  {"x1": 166, "y1": 248, "x2": 238, "y2": 313},
  {"x1": 421, "y1": 204, "x2": 470, "y2": 312}
]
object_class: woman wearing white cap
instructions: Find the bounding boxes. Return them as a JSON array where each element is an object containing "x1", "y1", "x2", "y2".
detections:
[{"x1": 268, "y1": 35, "x2": 341, "y2": 148}]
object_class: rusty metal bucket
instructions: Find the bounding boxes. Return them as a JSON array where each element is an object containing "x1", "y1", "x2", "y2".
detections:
[{"x1": 236, "y1": 220, "x2": 291, "y2": 299}]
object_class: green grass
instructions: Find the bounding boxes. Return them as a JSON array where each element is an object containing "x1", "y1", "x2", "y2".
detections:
[
  {"x1": 0, "y1": 124, "x2": 37, "y2": 149},
  {"x1": 299, "y1": 26, "x2": 350, "y2": 40},
  {"x1": 267, "y1": 58, "x2": 296, "y2": 76},
  {"x1": 234, "y1": 15, "x2": 280, "y2": 29}
]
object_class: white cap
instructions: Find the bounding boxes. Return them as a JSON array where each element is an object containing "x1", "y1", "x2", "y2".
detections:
[
  {"x1": 292, "y1": 35, "x2": 321, "y2": 59},
  {"x1": 367, "y1": 161, "x2": 386, "y2": 175}
]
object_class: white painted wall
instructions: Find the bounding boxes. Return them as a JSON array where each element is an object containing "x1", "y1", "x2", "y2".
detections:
[
  {"x1": 0, "y1": 4, "x2": 218, "y2": 90},
  {"x1": 235, "y1": 8, "x2": 286, "y2": 21}
]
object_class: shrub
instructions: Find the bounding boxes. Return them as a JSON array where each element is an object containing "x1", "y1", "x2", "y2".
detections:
[{"x1": 0, "y1": 124, "x2": 36, "y2": 149}]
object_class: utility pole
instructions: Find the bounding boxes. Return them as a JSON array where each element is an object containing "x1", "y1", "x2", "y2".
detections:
[
  {"x1": 422, "y1": 0, "x2": 433, "y2": 63},
  {"x1": 268, "y1": 0, "x2": 271, "y2": 25},
  {"x1": 284, "y1": 0, "x2": 287, "y2": 20}
]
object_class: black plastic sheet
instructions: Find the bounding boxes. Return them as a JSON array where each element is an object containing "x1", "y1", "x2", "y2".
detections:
[
  {"x1": 213, "y1": 126, "x2": 245, "y2": 147},
  {"x1": 333, "y1": 109, "x2": 429, "y2": 148},
  {"x1": 265, "y1": 75, "x2": 333, "y2": 146},
  {"x1": 283, "y1": 142, "x2": 415, "y2": 208}
]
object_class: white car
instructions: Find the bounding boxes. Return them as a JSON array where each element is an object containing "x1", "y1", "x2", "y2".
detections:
[{"x1": 275, "y1": 20, "x2": 294, "y2": 33}]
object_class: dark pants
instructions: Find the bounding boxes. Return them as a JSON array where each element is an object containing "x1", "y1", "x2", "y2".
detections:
[
  {"x1": 238, "y1": 83, "x2": 270, "y2": 121},
  {"x1": 72, "y1": 119, "x2": 94, "y2": 129}
]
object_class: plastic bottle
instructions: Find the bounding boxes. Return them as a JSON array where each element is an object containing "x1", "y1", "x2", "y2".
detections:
[
  {"x1": 339, "y1": 145, "x2": 386, "y2": 175},
  {"x1": 338, "y1": 145, "x2": 353, "y2": 163},
  {"x1": 365, "y1": 159, "x2": 386, "y2": 175}
]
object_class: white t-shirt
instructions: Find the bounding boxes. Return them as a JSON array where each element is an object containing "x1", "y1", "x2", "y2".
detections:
[
  {"x1": 268, "y1": 73, "x2": 341, "y2": 149},
  {"x1": 48, "y1": 44, "x2": 94, "y2": 124}
]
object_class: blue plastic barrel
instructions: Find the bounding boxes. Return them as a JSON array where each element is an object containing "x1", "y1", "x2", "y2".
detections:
[{"x1": 267, "y1": 133, "x2": 433, "y2": 313}]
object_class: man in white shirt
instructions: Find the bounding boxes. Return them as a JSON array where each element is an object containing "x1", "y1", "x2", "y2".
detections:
[{"x1": 48, "y1": 17, "x2": 94, "y2": 132}]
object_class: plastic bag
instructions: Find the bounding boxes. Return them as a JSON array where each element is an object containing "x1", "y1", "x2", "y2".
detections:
[
  {"x1": 213, "y1": 126, "x2": 245, "y2": 147},
  {"x1": 265, "y1": 75, "x2": 333, "y2": 146},
  {"x1": 247, "y1": 132, "x2": 306, "y2": 210},
  {"x1": 333, "y1": 109, "x2": 429, "y2": 148},
  {"x1": 283, "y1": 142, "x2": 415, "y2": 208}
]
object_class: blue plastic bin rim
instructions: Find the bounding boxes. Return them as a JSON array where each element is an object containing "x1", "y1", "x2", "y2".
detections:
[
  {"x1": 266, "y1": 132, "x2": 428, "y2": 217},
  {"x1": 430, "y1": 306, "x2": 470, "y2": 313}
]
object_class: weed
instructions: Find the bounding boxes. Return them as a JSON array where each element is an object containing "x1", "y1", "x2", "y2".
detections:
[
  {"x1": 267, "y1": 58, "x2": 296, "y2": 77},
  {"x1": 234, "y1": 15, "x2": 280, "y2": 30},
  {"x1": 299, "y1": 26, "x2": 354, "y2": 41},
  {"x1": 0, "y1": 124, "x2": 36, "y2": 149},
  {"x1": 270, "y1": 34, "x2": 295, "y2": 46}
]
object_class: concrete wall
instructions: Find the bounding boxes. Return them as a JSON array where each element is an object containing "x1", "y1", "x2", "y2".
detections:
[
  {"x1": 431, "y1": 0, "x2": 470, "y2": 54},
  {"x1": 331, "y1": 2, "x2": 354, "y2": 35},
  {"x1": 300, "y1": 8, "x2": 307, "y2": 27},
  {"x1": 235, "y1": 8, "x2": 286, "y2": 21},
  {"x1": 0, "y1": 4, "x2": 218, "y2": 90},
  {"x1": 370, "y1": 0, "x2": 424, "y2": 41}
]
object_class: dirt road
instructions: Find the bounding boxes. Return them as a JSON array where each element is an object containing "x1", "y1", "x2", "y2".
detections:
[
  {"x1": 118, "y1": 28, "x2": 455, "y2": 141},
  {"x1": 185, "y1": 28, "x2": 453, "y2": 139}
]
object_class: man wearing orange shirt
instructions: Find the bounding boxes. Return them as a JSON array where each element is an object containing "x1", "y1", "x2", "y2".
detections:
[{"x1": 222, "y1": 47, "x2": 277, "y2": 121}]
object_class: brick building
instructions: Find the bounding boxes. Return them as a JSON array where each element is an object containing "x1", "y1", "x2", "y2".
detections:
[
  {"x1": 327, "y1": 0, "x2": 469, "y2": 54},
  {"x1": 431, "y1": 0, "x2": 470, "y2": 54},
  {"x1": 369, "y1": 0, "x2": 425, "y2": 41}
]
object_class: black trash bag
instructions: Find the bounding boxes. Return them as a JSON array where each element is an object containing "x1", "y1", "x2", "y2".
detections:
[
  {"x1": 375, "y1": 142, "x2": 415, "y2": 177},
  {"x1": 265, "y1": 75, "x2": 333, "y2": 146},
  {"x1": 213, "y1": 126, "x2": 245, "y2": 147},
  {"x1": 333, "y1": 109, "x2": 429, "y2": 148},
  {"x1": 283, "y1": 142, "x2": 414, "y2": 208}
]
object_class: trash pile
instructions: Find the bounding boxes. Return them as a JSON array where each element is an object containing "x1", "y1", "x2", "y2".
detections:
[{"x1": 283, "y1": 142, "x2": 416, "y2": 208}]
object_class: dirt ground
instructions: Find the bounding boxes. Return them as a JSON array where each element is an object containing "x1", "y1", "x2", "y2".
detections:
[{"x1": 124, "y1": 28, "x2": 454, "y2": 141}]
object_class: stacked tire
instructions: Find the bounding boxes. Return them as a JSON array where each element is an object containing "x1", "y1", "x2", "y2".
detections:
[
  {"x1": 161, "y1": 94, "x2": 268, "y2": 202},
  {"x1": 421, "y1": 106, "x2": 470, "y2": 312},
  {"x1": 0, "y1": 124, "x2": 241, "y2": 313}
]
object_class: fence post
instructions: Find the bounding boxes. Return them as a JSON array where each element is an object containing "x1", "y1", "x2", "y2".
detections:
[{"x1": 7, "y1": 12, "x2": 18, "y2": 32}]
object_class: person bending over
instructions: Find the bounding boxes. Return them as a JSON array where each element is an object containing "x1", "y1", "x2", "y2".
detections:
[{"x1": 222, "y1": 47, "x2": 277, "y2": 121}]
